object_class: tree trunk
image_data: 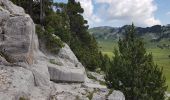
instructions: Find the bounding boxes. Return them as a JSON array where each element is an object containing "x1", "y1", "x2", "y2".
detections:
[
  {"x1": 40, "y1": 0, "x2": 43, "y2": 25},
  {"x1": 18, "y1": 0, "x2": 21, "y2": 6},
  {"x1": 29, "y1": 0, "x2": 33, "y2": 17}
]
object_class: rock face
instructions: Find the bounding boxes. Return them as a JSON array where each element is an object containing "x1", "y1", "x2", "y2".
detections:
[
  {"x1": 0, "y1": 0, "x2": 24, "y2": 15},
  {"x1": 0, "y1": 0, "x2": 125, "y2": 100},
  {"x1": 0, "y1": 0, "x2": 35, "y2": 64},
  {"x1": 0, "y1": 1, "x2": 50, "y2": 99},
  {"x1": 0, "y1": 66, "x2": 34, "y2": 100},
  {"x1": 48, "y1": 44, "x2": 86, "y2": 83}
]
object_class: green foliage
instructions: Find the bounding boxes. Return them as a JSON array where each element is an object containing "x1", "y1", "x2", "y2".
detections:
[
  {"x1": 11, "y1": 0, "x2": 53, "y2": 24},
  {"x1": 95, "y1": 36, "x2": 170, "y2": 91},
  {"x1": 87, "y1": 90, "x2": 97, "y2": 100},
  {"x1": 87, "y1": 72, "x2": 106, "y2": 86},
  {"x1": 45, "y1": 6, "x2": 71, "y2": 43},
  {"x1": 49, "y1": 59, "x2": 62, "y2": 66},
  {"x1": 105, "y1": 24, "x2": 167, "y2": 100},
  {"x1": 67, "y1": 0, "x2": 102, "y2": 71},
  {"x1": 87, "y1": 92, "x2": 93, "y2": 100},
  {"x1": 19, "y1": 97, "x2": 28, "y2": 100},
  {"x1": 36, "y1": 25, "x2": 64, "y2": 54},
  {"x1": 99, "y1": 52, "x2": 111, "y2": 72}
]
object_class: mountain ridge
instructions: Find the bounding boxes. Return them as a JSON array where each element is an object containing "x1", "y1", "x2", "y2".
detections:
[{"x1": 89, "y1": 25, "x2": 170, "y2": 42}]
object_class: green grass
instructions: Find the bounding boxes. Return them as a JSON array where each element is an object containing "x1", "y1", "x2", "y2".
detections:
[
  {"x1": 97, "y1": 39, "x2": 170, "y2": 92},
  {"x1": 147, "y1": 48, "x2": 170, "y2": 91},
  {"x1": 97, "y1": 39, "x2": 117, "y2": 52}
]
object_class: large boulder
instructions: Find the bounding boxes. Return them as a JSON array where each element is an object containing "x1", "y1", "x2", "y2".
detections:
[
  {"x1": 48, "y1": 44, "x2": 86, "y2": 83},
  {"x1": 0, "y1": 0, "x2": 35, "y2": 64}
]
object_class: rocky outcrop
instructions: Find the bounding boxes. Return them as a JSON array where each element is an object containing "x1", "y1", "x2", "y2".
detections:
[
  {"x1": 0, "y1": 0, "x2": 50, "y2": 99},
  {"x1": 0, "y1": 0, "x2": 35, "y2": 64},
  {"x1": 48, "y1": 44, "x2": 85, "y2": 83},
  {"x1": 0, "y1": 66, "x2": 34, "y2": 100},
  {"x1": 0, "y1": 0, "x2": 125, "y2": 100},
  {"x1": 0, "y1": 0, "x2": 24, "y2": 15}
]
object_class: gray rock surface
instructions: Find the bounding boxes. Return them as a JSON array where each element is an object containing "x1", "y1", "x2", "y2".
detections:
[
  {"x1": 0, "y1": 0, "x2": 25, "y2": 15},
  {"x1": 87, "y1": 71, "x2": 105, "y2": 83},
  {"x1": 0, "y1": 0, "x2": 35, "y2": 64},
  {"x1": 48, "y1": 44, "x2": 86, "y2": 83},
  {"x1": 48, "y1": 64, "x2": 85, "y2": 82},
  {"x1": 0, "y1": 66, "x2": 34, "y2": 100},
  {"x1": 92, "y1": 89, "x2": 109, "y2": 100}
]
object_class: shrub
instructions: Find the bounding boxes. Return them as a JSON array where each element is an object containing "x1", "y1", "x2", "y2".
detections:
[{"x1": 36, "y1": 25, "x2": 64, "y2": 54}]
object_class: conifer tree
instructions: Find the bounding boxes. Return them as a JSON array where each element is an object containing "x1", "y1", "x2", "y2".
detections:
[
  {"x1": 105, "y1": 24, "x2": 167, "y2": 100},
  {"x1": 67, "y1": 0, "x2": 101, "y2": 71}
]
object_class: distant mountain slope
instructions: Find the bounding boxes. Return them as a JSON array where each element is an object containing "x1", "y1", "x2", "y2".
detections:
[{"x1": 89, "y1": 25, "x2": 170, "y2": 42}]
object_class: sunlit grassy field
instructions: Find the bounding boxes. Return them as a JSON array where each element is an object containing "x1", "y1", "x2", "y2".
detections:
[{"x1": 97, "y1": 39, "x2": 170, "y2": 91}]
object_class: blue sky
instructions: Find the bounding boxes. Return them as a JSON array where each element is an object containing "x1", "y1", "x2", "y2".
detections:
[{"x1": 54, "y1": 0, "x2": 170, "y2": 28}]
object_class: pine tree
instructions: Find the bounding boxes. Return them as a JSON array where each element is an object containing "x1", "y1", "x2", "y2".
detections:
[
  {"x1": 99, "y1": 52, "x2": 111, "y2": 72},
  {"x1": 105, "y1": 24, "x2": 167, "y2": 100},
  {"x1": 67, "y1": 0, "x2": 101, "y2": 71}
]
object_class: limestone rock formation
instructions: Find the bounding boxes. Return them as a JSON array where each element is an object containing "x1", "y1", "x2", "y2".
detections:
[
  {"x1": 0, "y1": 0, "x2": 35, "y2": 64},
  {"x1": 0, "y1": 1, "x2": 50, "y2": 99},
  {"x1": 0, "y1": 0, "x2": 125, "y2": 100},
  {"x1": 48, "y1": 44, "x2": 86, "y2": 83}
]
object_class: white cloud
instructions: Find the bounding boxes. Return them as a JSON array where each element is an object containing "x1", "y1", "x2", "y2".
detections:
[
  {"x1": 144, "y1": 17, "x2": 161, "y2": 26},
  {"x1": 76, "y1": 0, "x2": 161, "y2": 27},
  {"x1": 76, "y1": 0, "x2": 101, "y2": 26}
]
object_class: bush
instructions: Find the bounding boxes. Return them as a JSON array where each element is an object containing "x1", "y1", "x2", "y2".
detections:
[
  {"x1": 36, "y1": 25, "x2": 64, "y2": 54},
  {"x1": 45, "y1": 11, "x2": 71, "y2": 44}
]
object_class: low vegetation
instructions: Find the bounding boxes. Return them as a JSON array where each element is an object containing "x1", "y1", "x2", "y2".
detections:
[
  {"x1": 49, "y1": 59, "x2": 63, "y2": 66},
  {"x1": 105, "y1": 89, "x2": 114, "y2": 99},
  {"x1": 36, "y1": 25, "x2": 64, "y2": 54},
  {"x1": 19, "y1": 97, "x2": 28, "y2": 100},
  {"x1": 87, "y1": 73, "x2": 106, "y2": 86},
  {"x1": 87, "y1": 89, "x2": 98, "y2": 100}
]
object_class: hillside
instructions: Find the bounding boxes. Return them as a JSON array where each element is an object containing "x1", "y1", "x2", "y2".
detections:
[{"x1": 89, "y1": 25, "x2": 170, "y2": 43}]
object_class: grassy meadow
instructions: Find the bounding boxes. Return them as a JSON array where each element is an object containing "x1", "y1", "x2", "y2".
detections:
[{"x1": 97, "y1": 39, "x2": 170, "y2": 91}]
